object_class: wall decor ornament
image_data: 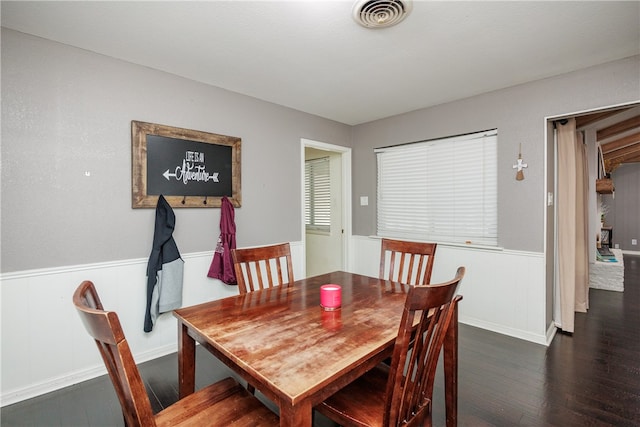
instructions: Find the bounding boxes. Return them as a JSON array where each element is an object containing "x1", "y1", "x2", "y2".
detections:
[
  {"x1": 132, "y1": 121, "x2": 241, "y2": 208},
  {"x1": 512, "y1": 143, "x2": 527, "y2": 181}
]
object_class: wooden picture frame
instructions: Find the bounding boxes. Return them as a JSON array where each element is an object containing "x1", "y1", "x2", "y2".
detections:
[{"x1": 132, "y1": 120, "x2": 241, "y2": 208}]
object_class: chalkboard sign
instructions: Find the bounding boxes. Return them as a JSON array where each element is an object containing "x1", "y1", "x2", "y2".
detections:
[{"x1": 132, "y1": 121, "x2": 241, "y2": 208}]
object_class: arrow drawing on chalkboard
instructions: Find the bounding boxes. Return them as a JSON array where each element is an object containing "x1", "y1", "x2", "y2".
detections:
[{"x1": 163, "y1": 169, "x2": 177, "y2": 180}]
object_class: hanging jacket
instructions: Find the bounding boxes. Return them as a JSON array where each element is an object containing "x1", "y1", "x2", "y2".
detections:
[
  {"x1": 144, "y1": 195, "x2": 184, "y2": 332},
  {"x1": 207, "y1": 196, "x2": 237, "y2": 285}
]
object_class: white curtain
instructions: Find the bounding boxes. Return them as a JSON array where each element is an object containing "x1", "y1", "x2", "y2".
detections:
[{"x1": 556, "y1": 119, "x2": 589, "y2": 333}]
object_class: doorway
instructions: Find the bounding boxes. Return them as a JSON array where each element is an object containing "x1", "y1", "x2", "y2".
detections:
[
  {"x1": 546, "y1": 101, "x2": 640, "y2": 332},
  {"x1": 301, "y1": 139, "x2": 352, "y2": 277}
]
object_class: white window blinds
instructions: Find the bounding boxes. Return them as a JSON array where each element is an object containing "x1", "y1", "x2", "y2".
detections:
[
  {"x1": 305, "y1": 157, "x2": 331, "y2": 231},
  {"x1": 376, "y1": 130, "x2": 497, "y2": 246}
]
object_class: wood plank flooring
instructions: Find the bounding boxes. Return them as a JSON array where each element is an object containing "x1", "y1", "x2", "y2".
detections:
[{"x1": 2, "y1": 255, "x2": 639, "y2": 426}]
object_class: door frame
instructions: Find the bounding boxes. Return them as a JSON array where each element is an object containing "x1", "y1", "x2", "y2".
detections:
[
  {"x1": 301, "y1": 138, "x2": 352, "y2": 277},
  {"x1": 544, "y1": 100, "x2": 639, "y2": 331}
]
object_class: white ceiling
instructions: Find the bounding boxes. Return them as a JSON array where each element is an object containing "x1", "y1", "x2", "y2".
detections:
[{"x1": 2, "y1": 1, "x2": 639, "y2": 125}]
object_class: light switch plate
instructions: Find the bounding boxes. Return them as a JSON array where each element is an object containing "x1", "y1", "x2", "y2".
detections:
[{"x1": 360, "y1": 196, "x2": 368, "y2": 206}]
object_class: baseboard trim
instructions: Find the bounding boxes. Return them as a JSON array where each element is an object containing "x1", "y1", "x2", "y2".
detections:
[
  {"x1": 1, "y1": 344, "x2": 177, "y2": 407},
  {"x1": 460, "y1": 317, "x2": 549, "y2": 346},
  {"x1": 546, "y1": 322, "x2": 558, "y2": 345}
]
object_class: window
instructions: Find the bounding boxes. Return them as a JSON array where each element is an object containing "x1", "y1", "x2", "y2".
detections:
[
  {"x1": 305, "y1": 157, "x2": 331, "y2": 232},
  {"x1": 376, "y1": 130, "x2": 497, "y2": 246}
]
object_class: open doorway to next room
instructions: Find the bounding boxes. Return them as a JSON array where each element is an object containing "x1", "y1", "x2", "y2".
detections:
[{"x1": 302, "y1": 139, "x2": 352, "y2": 277}]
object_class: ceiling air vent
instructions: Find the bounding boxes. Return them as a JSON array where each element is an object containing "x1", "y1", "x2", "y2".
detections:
[{"x1": 352, "y1": 0, "x2": 413, "y2": 29}]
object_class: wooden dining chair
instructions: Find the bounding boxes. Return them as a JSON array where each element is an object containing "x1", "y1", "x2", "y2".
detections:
[
  {"x1": 379, "y1": 238, "x2": 437, "y2": 286},
  {"x1": 72, "y1": 281, "x2": 279, "y2": 427},
  {"x1": 231, "y1": 242, "x2": 294, "y2": 294},
  {"x1": 315, "y1": 267, "x2": 465, "y2": 427},
  {"x1": 231, "y1": 242, "x2": 294, "y2": 394}
]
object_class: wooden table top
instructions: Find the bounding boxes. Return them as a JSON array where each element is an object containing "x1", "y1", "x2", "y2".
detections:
[{"x1": 174, "y1": 271, "x2": 410, "y2": 406}]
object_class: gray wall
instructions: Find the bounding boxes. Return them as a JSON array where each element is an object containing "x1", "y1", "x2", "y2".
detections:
[
  {"x1": 350, "y1": 56, "x2": 640, "y2": 252},
  {"x1": 1, "y1": 29, "x2": 352, "y2": 273},
  {"x1": 603, "y1": 163, "x2": 640, "y2": 251},
  {"x1": 3, "y1": 28, "x2": 639, "y2": 272}
]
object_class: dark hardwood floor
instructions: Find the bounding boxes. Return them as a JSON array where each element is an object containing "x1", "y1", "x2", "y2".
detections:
[{"x1": 2, "y1": 255, "x2": 639, "y2": 426}]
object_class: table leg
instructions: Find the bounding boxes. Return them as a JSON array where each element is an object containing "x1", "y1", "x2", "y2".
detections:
[
  {"x1": 443, "y1": 302, "x2": 459, "y2": 427},
  {"x1": 178, "y1": 322, "x2": 196, "y2": 398},
  {"x1": 278, "y1": 400, "x2": 312, "y2": 427}
]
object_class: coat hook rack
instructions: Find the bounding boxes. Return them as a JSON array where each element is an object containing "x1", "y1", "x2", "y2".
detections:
[
  {"x1": 181, "y1": 195, "x2": 186, "y2": 205},
  {"x1": 203, "y1": 196, "x2": 208, "y2": 205}
]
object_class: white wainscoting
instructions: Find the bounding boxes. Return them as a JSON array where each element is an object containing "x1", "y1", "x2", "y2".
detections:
[
  {"x1": 1, "y1": 238, "x2": 550, "y2": 406},
  {"x1": 0, "y1": 242, "x2": 305, "y2": 406},
  {"x1": 350, "y1": 236, "x2": 551, "y2": 346}
]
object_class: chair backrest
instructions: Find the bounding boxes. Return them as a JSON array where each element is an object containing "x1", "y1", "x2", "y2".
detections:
[
  {"x1": 384, "y1": 267, "x2": 465, "y2": 427},
  {"x1": 231, "y1": 242, "x2": 294, "y2": 294},
  {"x1": 379, "y1": 238, "x2": 437, "y2": 286},
  {"x1": 73, "y1": 281, "x2": 156, "y2": 427}
]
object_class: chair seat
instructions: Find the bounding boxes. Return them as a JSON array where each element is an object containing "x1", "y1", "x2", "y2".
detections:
[
  {"x1": 155, "y1": 377, "x2": 279, "y2": 427},
  {"x1": 318, "y1": 364, "x2": 399, "y2": 427}
]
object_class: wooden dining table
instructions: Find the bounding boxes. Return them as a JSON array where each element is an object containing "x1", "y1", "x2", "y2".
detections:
[{"x1": 174, "y1": 271, "x2": 459, "y2": 427}]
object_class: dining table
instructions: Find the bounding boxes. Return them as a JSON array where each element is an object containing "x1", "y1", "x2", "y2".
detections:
[{"x1": 173, "y1": 270, "x2": 459, "y2": 427}]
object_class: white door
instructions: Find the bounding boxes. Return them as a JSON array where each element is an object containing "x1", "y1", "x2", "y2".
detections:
[{"x1": 302, "y1": 139, "x2": 351, "y2": 277}]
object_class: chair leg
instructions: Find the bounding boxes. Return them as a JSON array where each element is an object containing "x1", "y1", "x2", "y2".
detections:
[{"x1": 444, "y1": 305, "x2": 459, "y2": 427}]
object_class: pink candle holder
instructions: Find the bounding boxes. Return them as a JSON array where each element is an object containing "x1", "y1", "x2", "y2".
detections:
[{"x1": 320, "y1": 284, "x2": 342, "y2": 311}]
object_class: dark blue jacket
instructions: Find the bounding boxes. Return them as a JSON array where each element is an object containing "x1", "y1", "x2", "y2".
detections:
[{"x1": 144, "y1": 195, "x2": 184, "y2": 332}]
